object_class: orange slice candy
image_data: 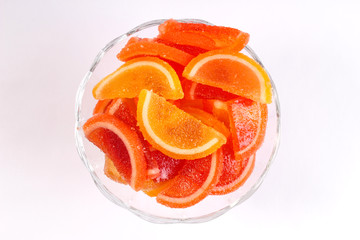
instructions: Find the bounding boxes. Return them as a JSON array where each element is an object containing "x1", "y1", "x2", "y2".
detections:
[
  {"x1": 117, "y1": 37, "x2": 195, "y2": 66},
  {"x1": 156, "y1": 149, "x2": 224, "y2": 208},
  {"x1": 158, "y1": 19, "x2": 250, "y2": 51},
  {"x1": 104, "y1": 156, "x2": 127, "y2": 184},
  {"x1": 93, "y1": 57, "x2": 184, "y2": 100},
  {"x1": 183, "y1": 50, "x2": 272, "y2": 104},
  {"x1": 159, "y1": 31, "x2": 215, "y2": 51},
  {"x1": 83, "y1": 114, "x2": 147, "y2": 191},
  {"x1": 180, "y1": 106, "x2": 230, "y2": 138},
  {"x1": 105, "y1": 98, "x2": 162, "y2": 180},
  {"x1": 173, "y1": 98, "x2": 205, "y2": 110},
  {"x1": 93, "y1": 99, "x2": 112, "y2": 115},
  {"x1": 181, "y1": 78, "x2": 237, "y2": 101},
  {"x1": 104, "y1": 156, "x2": 174, "y2": 197},
  {"x1": 105, "y1": 98, "x2": 137, "y2": 127},
  {"x1": 137, "y1": 89, "x2": 227, "y2": 160},
  {"x1": 146, "y1": 150, "x2": 185, "y2": 183},
  {"x1": 210, "y1": 141, "x2": 255, "y2": 195},
  {"x1": 228, "y1": 97, "x2": 268, "y2": 160},
  {"x1": 155, "y1": 38, "x2": 208, "y2": 56},
  {"x1": 142, "y1": 150, "x2": 185, "y2": 197},
  {"x1": 142, "y1": 179, "x2": 176, "y2": 197},
  {"x1": 203, "y1": 99, "x2": 231, "y2": 127}
]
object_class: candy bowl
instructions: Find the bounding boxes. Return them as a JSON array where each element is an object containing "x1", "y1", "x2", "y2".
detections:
[{"x1": 75, "y1": 19, "x2": 280, "y2": 223}]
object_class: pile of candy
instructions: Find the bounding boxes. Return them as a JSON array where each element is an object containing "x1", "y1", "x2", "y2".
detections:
[{"x1": 83, "y1": 19, "x2": 272, "y2": 208}]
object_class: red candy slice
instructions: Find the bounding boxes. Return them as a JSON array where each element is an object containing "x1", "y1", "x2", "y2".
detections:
[
  {"x1": 83, "y1": 114, "x2": 147, "y2": 191},
  {"x1": 117, "y1": 37, "x2": 194, "y2": 66},
  {"x1": 228, "y1": 97, "x2": 268, "y2": 160},
  {"x1": 210, "y1": 141, "x2": 255, "y2": 195},
  {"x1": 158, "y1": 19, "x2": 250, "y2": 51}
]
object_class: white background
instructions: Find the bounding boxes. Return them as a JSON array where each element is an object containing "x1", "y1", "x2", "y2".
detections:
[{"x1": 1, "y1": 0, "x2": 360, "y2": 239}]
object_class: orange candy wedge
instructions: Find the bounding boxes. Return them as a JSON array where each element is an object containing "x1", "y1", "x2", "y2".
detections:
[
  {"x1": 104, "y1": 156, "x2": 127, "y2": 184},
  {"x1": 93, "y1": 99, "x2": 112, "y2": 115},
  {"x1": 155, "y1": 37, "x2": 208, "y2": 56},
  {"x1": 159, "y1": 31, "x2": 215, "y2": 51},
  {"x1": 142, "y1": 150, "x2": 185, "y2": 197},
  {"x1": 142, "y1": 179, "x2": 176, "y2": 197},
  {"x1": 105, "y1": 98, "x2": 137, "y2": 127},
  {"x1": 180, "y1": 106, "x2": 230, "y2": 138},
  {"x1": 183, "y1": 50, "x2": 272, "y2": 104},
  {"x1": 181, "y1": 78, "x2": 237, "y2": 101},
  {"x1": 145, "y1": 150, "x2": 185, "y2": 183},
  {"x1": 228, "y1": 97, "x2": 268, "y2": 160},
  {"x1": 105, "y1": 98, "x2": 161, "y2": 180},
  {"x1": 210, "y1": 141, "x2": 255, "y2": 195},
  {"x1": 83, "y1": 114, "x2": 147, "y2": 191},
  {"x1": 156, "y1": 149, "x2": 223, "y2": 208},
  {"x1": 103, "y1": 156, "x2": 174, "y2": 197},
  {"x1": 203, "y1": 99, "x2": 231, "y2": 127},
  {"x1": 93, "y1": 57, "x2": 184, "y2": 100},
  {"x1": 137, "y1": 89, "x2": 227, "y2": 160},
  {"x1": 158, "y1": 19, "x2": 249, "y2": 51},
  {"x1": 117, "y1": 37, "x2": 195, "y2": 66}
]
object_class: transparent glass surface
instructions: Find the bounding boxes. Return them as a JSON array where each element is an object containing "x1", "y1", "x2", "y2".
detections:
[{"x1": 75, "y1": 19, "x2": 281, "y2": 223}]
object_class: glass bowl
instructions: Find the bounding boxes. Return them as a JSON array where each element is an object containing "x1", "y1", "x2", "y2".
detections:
[{"x1": 75, "y1": 19, "x2": 280, "y2": 223}]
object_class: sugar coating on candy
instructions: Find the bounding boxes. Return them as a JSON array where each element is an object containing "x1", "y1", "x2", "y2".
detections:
[
  {"x1": 228, "y1": 97, "x2": 268, "y2": 160},
  {"x1": 210, "y1": 140, "x2": 256, "y2": 195},
  {"x1": 158, "y1": 19, "x2": 249, "y2": 51},
  {"x1": 137, "y1": 89, "x2": 226, "y2": 160},
  {"x1": 156, "y1": 149, "x2": 223, "y2": 208},
  {"x1": 117, "y1": 37, "x2": 195, "y2": 66},
  {"x1": 93, "y1": 57, "x2": 184, "y2": 100},
  {"x1": 147, "y1": 150, "x2": 185, "y2": 182}
]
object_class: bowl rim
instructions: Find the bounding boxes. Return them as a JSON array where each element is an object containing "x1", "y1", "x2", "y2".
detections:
[{"x1": 74, "y1": 18, "x2": 281, "y2": 223}]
